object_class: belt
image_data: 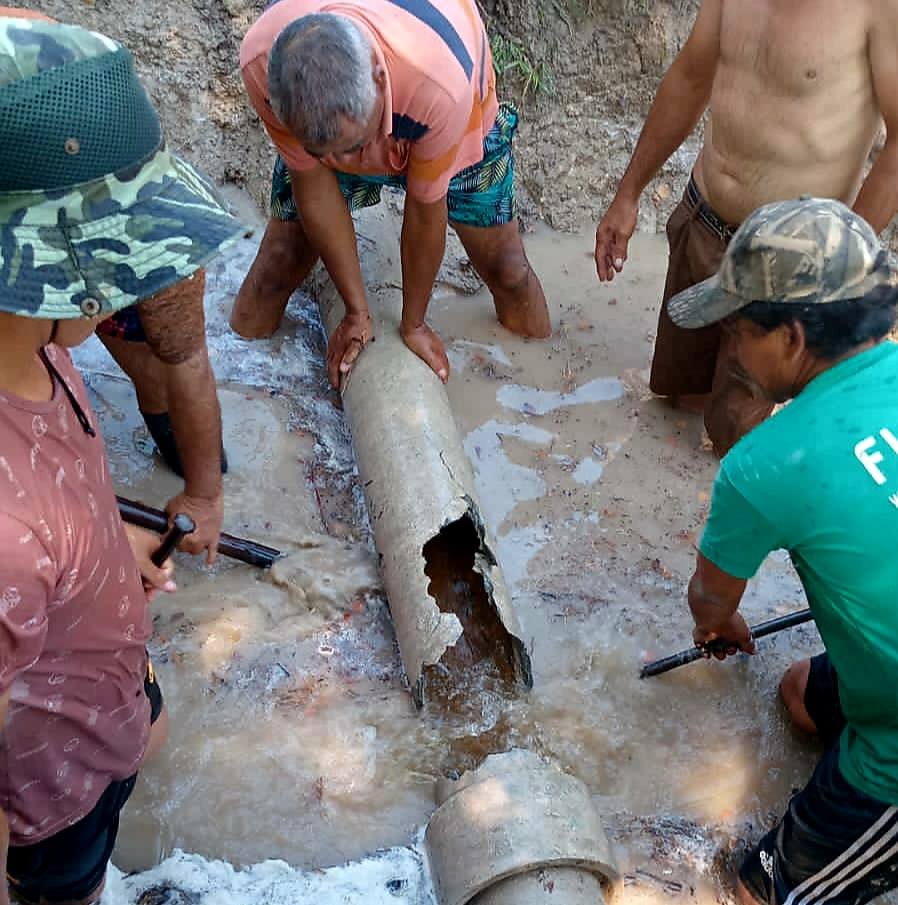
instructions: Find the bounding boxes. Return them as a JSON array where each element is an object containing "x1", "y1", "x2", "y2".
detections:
[{"x1": 686, "y1": 176, "x2": 739, "y2": 242}]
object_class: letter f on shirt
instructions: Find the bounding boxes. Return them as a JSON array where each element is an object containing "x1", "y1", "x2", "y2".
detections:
[{"x1": 855, "y1": 429, "x2": 898, "y2": 485}]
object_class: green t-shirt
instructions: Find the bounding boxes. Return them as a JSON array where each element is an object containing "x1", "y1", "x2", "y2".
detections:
[{"x1": 701, "y1": 342, "x2": 898, "y2": 804}]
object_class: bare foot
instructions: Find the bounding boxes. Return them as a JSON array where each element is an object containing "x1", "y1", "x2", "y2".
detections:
[{"x1": 230, "y1": 219, "x2": 318, "y2": 339}]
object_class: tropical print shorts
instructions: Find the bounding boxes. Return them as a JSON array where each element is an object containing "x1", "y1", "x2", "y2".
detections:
[{"x1": 270, "y1": 102, "x2": 518, "y2": 229}]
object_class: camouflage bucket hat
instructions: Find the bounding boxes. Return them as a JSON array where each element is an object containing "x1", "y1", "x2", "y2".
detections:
[
  {"x1": 668, "y1": 197, "x2": 898, "y2": 329},
  {"x1": 0, "y1": 16, "x2": 245, "y2": 319}
]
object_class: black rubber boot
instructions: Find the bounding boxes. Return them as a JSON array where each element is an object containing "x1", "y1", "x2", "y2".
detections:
[{"x1": 140, "y1": 411, "x2": 228, "y2": 477}]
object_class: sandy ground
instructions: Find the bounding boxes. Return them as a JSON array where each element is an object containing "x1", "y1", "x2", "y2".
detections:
[{"x1": 67, "y1": 208, "x2": 834, "y2": 904}]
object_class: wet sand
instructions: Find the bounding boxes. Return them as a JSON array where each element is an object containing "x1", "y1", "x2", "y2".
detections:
[{"x1": 77, "y1": 219, "x2": 823, "y2": 901}]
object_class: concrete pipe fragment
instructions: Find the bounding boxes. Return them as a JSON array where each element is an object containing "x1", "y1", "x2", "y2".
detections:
[
  {"x1": 426, "y1": 749, "x2": 617, "y2": 905},
  {"x1": 312, "y1": 207, "x2": 532, "y2": 707}
]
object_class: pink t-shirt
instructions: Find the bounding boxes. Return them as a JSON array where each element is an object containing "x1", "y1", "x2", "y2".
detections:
[
  {"x1": 0, "y1": 347, "x2": 151, "y2": 846},
  {"x1": 240, "y1": 0, "x2": 499, "y2": 203}
]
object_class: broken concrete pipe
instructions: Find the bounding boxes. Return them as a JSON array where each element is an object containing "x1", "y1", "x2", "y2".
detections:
[
  {"x1": 426, "y1": 749, "x2": 618, "y2": 905},
  {"x1": 312, "y1": 207, "x2": 532, "y2": 707}
]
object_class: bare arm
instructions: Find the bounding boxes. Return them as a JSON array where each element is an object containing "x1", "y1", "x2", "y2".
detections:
[
  {"x1": 399, "y1": 194, "x2": 450, "y2": 382},
  {"x1": 292, "y1": 166, "x2": 373, "y2": 388},
  {"x1": 853, "y1": 2, "x2": 898, "y2": 232},
  {"x1": 688, "y1": 552, "x2": 756, "y2": 656},
  {"x1": 138, "y1": 277, "x2": 224, "y2": 565},
  {"x1": 292, "y1": 165, "x2": 368, "y2": 317},
  {"x1": 163, "y1": 352, "x2": 221, "y2": 506},
  {"x1": 615, "y1": 0, "x2": 721, "y2": 201},
  {"x1": 595, "y1": 0, "x2": 722, "y2": 281}
]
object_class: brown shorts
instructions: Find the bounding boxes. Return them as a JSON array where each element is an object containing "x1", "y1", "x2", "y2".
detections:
[
  {"x1": 650, "y1": 178, "x2": 774, "y2": 455},
  {"x1": 650, "y1": 178, "x2": 733, "y2": 397}
]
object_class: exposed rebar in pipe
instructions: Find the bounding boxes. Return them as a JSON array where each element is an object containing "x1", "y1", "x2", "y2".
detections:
[{"x1": 311, "y1": 207, "x2": 532, "y2": 708}]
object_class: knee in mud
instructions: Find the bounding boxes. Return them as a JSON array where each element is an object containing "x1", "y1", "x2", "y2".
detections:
[
  {"x1": 258, "y1": 219, "x2": 310, "y2": 268},
  {"x1": 779, "y1": 659, "x2": 811, "y2": 725},
  {"x1": 484, "y1": 249, "x2": 531, "y2": 296}
]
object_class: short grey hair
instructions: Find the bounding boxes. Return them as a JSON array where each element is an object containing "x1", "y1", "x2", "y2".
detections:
[{"x1": 268, "y1": 14, "x2": 377, "y2": 148}]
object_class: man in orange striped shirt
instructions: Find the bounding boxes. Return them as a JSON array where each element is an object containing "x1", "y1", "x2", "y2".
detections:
[{"x1": 234, "y1": 0, "x2": 551, "y2": 385}]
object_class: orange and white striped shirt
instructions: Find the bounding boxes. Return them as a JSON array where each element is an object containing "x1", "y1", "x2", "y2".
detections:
[{"x1": 240, "y1": 0, "x2": 499, "y2": 203}]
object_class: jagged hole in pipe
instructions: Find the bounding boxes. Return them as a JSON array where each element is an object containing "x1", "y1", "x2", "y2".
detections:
[{"x1": 422, "y1": 514, "x2": 520, "y2": 770}]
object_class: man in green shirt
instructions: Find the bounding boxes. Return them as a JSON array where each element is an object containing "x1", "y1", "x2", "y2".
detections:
[{"x1": 669, "y1": 197, "x2": 898, "y2": 905}]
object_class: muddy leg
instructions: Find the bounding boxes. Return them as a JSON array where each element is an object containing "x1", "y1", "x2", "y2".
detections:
[
  {"x1": 230, "y1": 218, "x2": 319, "y2": 339},
  {"x1": 142, "y1": 705, "x2": 170, "y2": 765},
  {"x1": 666, "y1": 393, "x2": 709, "y2": 415},
  {"x1": 98, "y1": 334, "x2": 168, "y2": 414},
  {"x1": 779, "y1": 660, "x2": 818, "y2": 735},
  {"x1": 736, "y1": 877, "x2": 764, "y2": 905},
  {"x1": 704, "y1": 332, "x2": 775, "y2": 457},
  {"x1": 453, "y1": 221, "x2": 551, "y2": 338}
]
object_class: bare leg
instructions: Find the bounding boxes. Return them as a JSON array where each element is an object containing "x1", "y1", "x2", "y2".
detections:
[
  {"x1": 141, "y1": 705, "x2": 170, "y2": 766},
  {"x1": 230, "y1": 218, "x2": 319, "y2": 339},
  {"x1": 705, "y1": 331, "x2": 775, "y2": 457},
  {"x1": 737, "y1": 878, "x2": 764, "y2": 905},
  {"x1": 452, "y1": 221, "x2": 551, "y2": 338},
  {"x1": 98, "y1": 335, "x2": 167, "y2": 414},
  {"x1": 779, "y1": 659, "x2": 820, "y2": 735},
  {"x1": 669, "y1": 393, "x2": 709, "y2": 415}
]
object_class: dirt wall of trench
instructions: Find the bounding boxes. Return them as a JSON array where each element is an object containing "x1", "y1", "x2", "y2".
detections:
[{"x1": 483, "y1": 0, "x2": 702, "y2": 231}]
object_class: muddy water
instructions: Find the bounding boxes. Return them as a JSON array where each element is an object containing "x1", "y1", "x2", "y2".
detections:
[{"x1": 77, "y1": 225, "x2": 823, "y2": 898}]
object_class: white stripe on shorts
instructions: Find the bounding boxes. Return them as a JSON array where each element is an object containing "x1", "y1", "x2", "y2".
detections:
[
  {"x1": 813, "y1": 834, "x2": 898, "y2": 905},
  {"x1": 783, "y1": 806, "x2": 898, "y2": 905}
]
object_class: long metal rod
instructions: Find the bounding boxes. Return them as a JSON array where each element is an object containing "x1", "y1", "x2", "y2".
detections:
[
  {"x1": 639, "y1": 608, "x2": 814, "y2": 678},
  {"x1": 117, "y1": 496, "x2": 282, "y2": 569}
]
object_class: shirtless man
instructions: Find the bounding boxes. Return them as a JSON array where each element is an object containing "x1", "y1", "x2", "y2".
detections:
[{"x1": 594, "y1": 0, "x2": 898, "y2": 455}]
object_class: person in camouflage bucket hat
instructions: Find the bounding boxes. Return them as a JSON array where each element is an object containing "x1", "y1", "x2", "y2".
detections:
[
  {"x1": 0, "y1": 13, "x2": 245, "y2": 562},
  {"x1": 0, "y1": 14, "x2": 231, "y2": 904},
  {"x1": 671, "y1": 197, "x2": 898, "y2": 905}
]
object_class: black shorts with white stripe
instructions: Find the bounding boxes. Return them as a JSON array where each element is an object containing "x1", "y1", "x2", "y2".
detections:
[{"x1": 740, "y1": 744, "x2": 898, "y2": 905}]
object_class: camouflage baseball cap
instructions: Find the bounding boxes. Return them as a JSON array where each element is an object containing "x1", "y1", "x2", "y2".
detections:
[
  {"x1": 0, "y1": 16, "x2": 245, "y2": 319},
  {"x1": 668, "y1": 197, "x2": 898, "y2": 329}
]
